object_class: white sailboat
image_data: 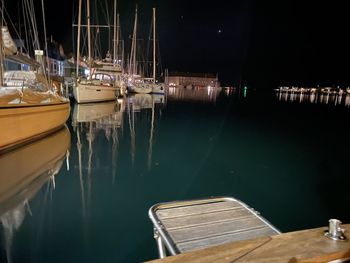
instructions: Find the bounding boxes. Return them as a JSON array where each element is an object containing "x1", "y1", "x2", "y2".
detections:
[
  {"x1": 73, "y1": 0, "x2": 118, "y2": 103},
  {"x1": 150, "y1": 8, "x2": 165, "y2": 95},
  {"x1": 127, "y1": 8, "x2": 165, "y2": 95},
  {"x1": 93, "y1": 0, "x2": 126, "y2": 94},
  {"x1": 127, "y1": 6, "x2": 152, "y2": 94},
  {"x1": 0, "y1": 2, "x2": 70, "y2": 152}
]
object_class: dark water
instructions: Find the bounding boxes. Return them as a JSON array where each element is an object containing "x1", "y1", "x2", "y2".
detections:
[{"x1": 1, "y1": 87, "x2": 350, "y2": 262}]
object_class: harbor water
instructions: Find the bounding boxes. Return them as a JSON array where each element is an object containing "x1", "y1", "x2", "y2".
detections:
[{"x1": 1, "y1": 87, "x2": 350, "y2": 262}]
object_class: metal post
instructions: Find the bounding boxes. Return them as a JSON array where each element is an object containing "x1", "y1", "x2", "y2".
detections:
[
  {"x1": 65, "y1": 83, "x2": 69, "y2": 98},
  {"x1": 154, "y1": 228, "x2": 167, "y2": 258}
]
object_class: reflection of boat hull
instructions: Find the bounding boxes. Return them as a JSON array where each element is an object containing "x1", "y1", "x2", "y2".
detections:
[
  {"x1": 130, "y1": 94, "x2": 153, "y2": 110},
  {"x1": 129, "y1": 94, "x2": 165, "y2": 111},
  {"x1": 0, "y1": 102, "x2": 70, "y2": 151},
  {"x1": 0, "y1": 126, "x2": 70, "y2": 215},
  {"x1": 73, "y1": 83, "x2": 117, "y2": 103},
  {"x1": 152, "y1": 94, "x2": 165, "y2": 104},
  {"x1": 72, "y1": 101, "x2": 119, "y2": 123}
]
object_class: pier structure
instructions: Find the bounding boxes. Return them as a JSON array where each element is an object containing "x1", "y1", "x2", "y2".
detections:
[{"x1": 167, "y1": 72, "x2": 220, "y2": 89}]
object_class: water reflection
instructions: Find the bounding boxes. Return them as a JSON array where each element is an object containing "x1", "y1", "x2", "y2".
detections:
[
  {"x1": 0, "y1": 126, "x2": 70, "y2": 263},
  {"x1": 168, "y1": 86, "x2": 221, "y2": 102},
  {"x1": 71, "y1": 101, "x2": 124, "y2": 217},
  {"x1": 127, "y1": 94, "x2": 165, "y2": 168},
  {"x1": 276, "y1": 90, "x2": 350, "y2": 107}
]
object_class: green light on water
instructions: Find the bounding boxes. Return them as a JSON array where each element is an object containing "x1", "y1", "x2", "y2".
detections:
[{"x1": 244, "y1": 86, "x2": 247, "y2": 97}]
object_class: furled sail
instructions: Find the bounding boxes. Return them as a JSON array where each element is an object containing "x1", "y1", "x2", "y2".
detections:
[
  {"x1": 1, "y1": 26, "x2": 40, "y2": 68},
  {"x1": 1, "y1": 26, "x2": 17, "y2": 55}
]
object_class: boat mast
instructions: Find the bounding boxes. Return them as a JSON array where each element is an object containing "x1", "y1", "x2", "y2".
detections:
[
  {"x1": 116, "y1": 13, "x2": 120, "y2": 65},
  {"x1": 133, "y1": 7, "x2": 137, "y2": 75},
  {"x1": 0, "y1": 32, "x2": 3, "y2": 86},
  {"x1": 40, "y1": 0, "x2": 50, "y2": 85},
  {"x1": 87, "y1": 0, "x2": 92, "y2": 77},
  {"x1": 113, "y1": 0, "x2": 116, "y2": 66},
  {"x1": 153, "y1": 8, "x2": 156, "y2": 83},
  {"x1": 0, "y1": 0, "x2": 3, "y2": 86},
  {"x1": 129, "y1": 5, "x2": 138, "y2": 76},
  {"x1": 76, "y1": 0, "x2": 82, "y2": 76},
  {"x1": 0, "y1": 27, "x2": 3, "y2": 86}
]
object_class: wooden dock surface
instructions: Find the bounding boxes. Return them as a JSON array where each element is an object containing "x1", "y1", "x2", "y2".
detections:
[
  {"x1": 149, "y1": 197, "x2": 280, "y2": 254},
  {"x1": 146, "y1": 224, "x2": 350, "y2": 263}
]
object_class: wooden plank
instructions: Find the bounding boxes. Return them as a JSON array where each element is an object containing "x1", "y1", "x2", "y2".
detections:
[
  {"x1": 161, "y1": 208, "x2": 254, "y2": 230},
  {"x1": 156, "y1": 201, "x2": 243, "y2": 219},
  {"x1": 146, "y1": 224, "x2": 350, "y2": 263},
  {"x1": 289, "y1": 249, "x2": 350, "y2": 263},
  {"x1": 146, "y1": 236, "x2": 273, "y2": 263},
  {"x1": 177, "y1": 226, "x2": 277, "y2": 252},
  {"x1": 168, "y1": 216, "x2": 268, "y2": 243}
]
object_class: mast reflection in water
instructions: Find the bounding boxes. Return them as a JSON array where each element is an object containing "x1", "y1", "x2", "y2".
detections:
[
  {"x1": 0, "y1": 126, "x2": 70, "y2": 263},
  {"x1": 71, "y1": 100, "x2": 124, "y2": 218}
]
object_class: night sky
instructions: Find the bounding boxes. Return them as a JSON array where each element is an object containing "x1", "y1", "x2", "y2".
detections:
[{"x1": 4, "y1": 0, "x2": 350, "y2": 86}]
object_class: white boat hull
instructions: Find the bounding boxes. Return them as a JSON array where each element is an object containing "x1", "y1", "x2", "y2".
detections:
[
  {"x1": 152, "y1": 83, "x2": 165, "y2": 94},
  {"x1": 73, "y1": 83, "x2": 117, "y2": 103},
  {"x1": 128, "y1": 82, "x2": 165, "y2": 94},
  {"x1": 127, "y1": 85, "x2": 153, "y2": 94}
]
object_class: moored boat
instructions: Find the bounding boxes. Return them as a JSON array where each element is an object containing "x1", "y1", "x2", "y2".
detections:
[
  {"x1": 0, "y1": 25, "x2": 70, "y2": 151},
  {"x1": 0, "y1": 91, "x2": 70, "y2": 151},
  {"x1": 73, "y1": 0, "x2": 120, "y2": 103},
  {"x1": 73, "y1": 73, "x2": 118, "y2": 103}
]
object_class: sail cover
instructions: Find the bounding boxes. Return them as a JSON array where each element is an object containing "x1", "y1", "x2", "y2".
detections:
[{"x1": 1, "y1": 26, "x2": 18, "y2": 55}]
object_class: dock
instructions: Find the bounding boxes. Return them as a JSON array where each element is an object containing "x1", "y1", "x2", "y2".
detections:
[
  {"x1": 146, "y1": 224, "x2": 350, "y2": 263},
  {"x1": 148, "y1": 197, "x2": 280, "y2": 258},
  {"x1": 148, "y1": 197, "x2": 350, "y2": 263}
]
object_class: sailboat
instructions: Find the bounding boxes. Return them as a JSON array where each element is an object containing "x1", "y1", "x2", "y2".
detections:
[
  {"x1": 127, "y1": 8, "x2": 165, "y2": 95},
  {"x1": 72, "y1": 0, "x2": 119, "y2": 103},
  {"x1": 0, "y1": 2, "x2": 70, "y2": 152},
  {"x1": 92, "y1": 0, "x2": 126, "y2": 93},
  {"x1": 127, "y1": 6, "x2": 153, "y2": 94},
  {"x1": 149, "y1": 8, "x2": 165, "y2": 95}
]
